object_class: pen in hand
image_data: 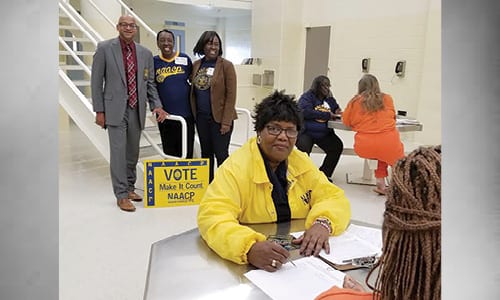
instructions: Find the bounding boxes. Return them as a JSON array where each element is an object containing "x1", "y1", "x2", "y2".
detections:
[{"x1": 286, "y1": 257, "x2": 297, "y2": 267}]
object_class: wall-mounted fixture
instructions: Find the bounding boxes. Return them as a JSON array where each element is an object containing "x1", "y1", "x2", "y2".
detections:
[
  {"x1": 395, "y1": 60, "x2": 406, "y2": 77},
  {"x1": 252, "y1": 70, "x2": 274, "y2": 87},
  {"x1": 262, "y1": 70, "x2": 274, "y2": 87},
  {"x1": 361, "y1": 58, "x2": 370, "y2": 73},
  {"x1": 252, "y1": 74, "x2": 262, "y2": 86},
  {"x1": 242, "y1": 57, "x2": 262, "y2": 65}
]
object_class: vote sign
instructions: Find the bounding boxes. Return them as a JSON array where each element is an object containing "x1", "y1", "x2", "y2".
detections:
[{"x1": 144, "y1": 159, "x2": 209, "y2": 207}]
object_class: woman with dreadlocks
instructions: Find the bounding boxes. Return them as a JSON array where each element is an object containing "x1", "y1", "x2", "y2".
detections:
[
  {"x1": 316, "y1": 145, "x2": 441, "y2": 300},
  {"x1": 342, "y1": 74, "x2": 405, "y2": 195}
]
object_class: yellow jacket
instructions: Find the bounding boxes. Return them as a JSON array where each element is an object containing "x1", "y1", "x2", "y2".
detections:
[{"x1": 197, "y1": 137, "x2": 351, "y2": 264}]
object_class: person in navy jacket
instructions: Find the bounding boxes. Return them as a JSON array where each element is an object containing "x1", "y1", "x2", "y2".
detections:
[{"x1": 296, "y1": 76, "x2": 343, "y2": 180}]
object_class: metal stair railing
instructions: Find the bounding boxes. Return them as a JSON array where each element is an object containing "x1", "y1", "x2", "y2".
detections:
[
  {"x1": 60, "y1": 0, "x2": 253, "y2": 164},
  {"x1": 59, "y1": 1, "x2": 101, "y2": 44},
  {"x1": 58, "y1": 36, "x2": 92, "y2": 76},
  {"x1": 114, "y1": 0, "x2": 156, "y2": 37},
  {"x1": 233, "y1": 108, "x2": 253, "y2": 147},
  {"x1": 58, "y1": 0, "x2": 190, "y2": 162}
]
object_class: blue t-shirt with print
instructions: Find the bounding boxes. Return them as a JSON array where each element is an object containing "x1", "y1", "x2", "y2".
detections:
[
  {"x1": 298, "y1": 90, "x2": 340, "y2": 139},
  {"x1": 154, "y1": 52, "x2": 193, "y2": 117},
  {"x1": 192, "y1": 59, "x2": 216, "y2": 116}
]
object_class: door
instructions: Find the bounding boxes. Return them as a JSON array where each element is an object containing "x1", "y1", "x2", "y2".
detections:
[{"x1": 303, "y1": 26, "x2": 331, "y2": 91}]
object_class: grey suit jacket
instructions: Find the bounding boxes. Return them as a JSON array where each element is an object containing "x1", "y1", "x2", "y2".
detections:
[{"x1": 91, "y1": 37, "x2": 162, "y2": 129}]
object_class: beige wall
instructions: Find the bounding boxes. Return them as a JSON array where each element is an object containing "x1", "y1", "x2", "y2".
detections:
[
  {"x1": 127, "y1": 0, "x2": 250, "y2": 61},
  {"x1": 250, "y1": 0, "x2": 441, "y2": 145},
  {"x1": 80, "y1": 0, "x2": 121, "y2": 39},
  {"x1": 76, "y1": 0, "x2": 441, "y2": 145}
]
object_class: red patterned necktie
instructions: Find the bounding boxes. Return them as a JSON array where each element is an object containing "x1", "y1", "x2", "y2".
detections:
[{"x1": 126, "y1": 44, "x2": 137, "y2": 108}]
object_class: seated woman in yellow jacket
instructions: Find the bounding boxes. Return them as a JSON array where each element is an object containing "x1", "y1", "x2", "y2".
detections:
[
  {"x1": 197, "y1": 90, "x2": 351, "y2": 271},
  {"x1": 342, "y1": 74, "x2": 404, "y2": 195},
  {"x1": 316, "y1": 146, "x2": 441, "y2": 300}
]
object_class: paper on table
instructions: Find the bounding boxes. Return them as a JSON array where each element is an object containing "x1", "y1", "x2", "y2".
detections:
[
  {"x1": 319, "y1": 224, "x2": 382, "y2": 265},
  {"x1": 396, "y1": 118, "x2": 421, "y2": 125},
  {"x1": 244, "y1": 256, "x2": 345, "y2": 300},
  {"x1": 345, "y1": 224, "x2": 383, "y2": 250}
]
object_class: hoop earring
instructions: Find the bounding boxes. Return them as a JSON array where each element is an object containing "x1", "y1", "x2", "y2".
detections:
[{"x1": 257, "y1": 135, "x2": 262, "y2": 144}]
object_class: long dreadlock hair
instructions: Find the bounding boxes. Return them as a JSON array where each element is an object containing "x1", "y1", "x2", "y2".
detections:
[{"x1": 367, "y1": 145, "x2": 441, "y2": 300}]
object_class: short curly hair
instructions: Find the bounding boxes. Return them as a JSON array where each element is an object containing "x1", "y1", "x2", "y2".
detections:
[{"x1": 253, "y1": 90, "x2": 303, "y2": 133}]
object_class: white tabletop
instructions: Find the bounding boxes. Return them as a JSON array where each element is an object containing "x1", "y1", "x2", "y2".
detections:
[
  {"x1": 144, "y1": 220, "x2": 377, "y2": 300},
  {"x1": 328, "y1": 119, "x2": 423, "y2": 132}
]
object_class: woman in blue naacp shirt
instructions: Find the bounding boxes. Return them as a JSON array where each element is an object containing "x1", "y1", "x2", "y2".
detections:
[
  {"x1": 296, "y1": 75, "x2": 344, "y2": 180},
  {"x1": 154, "y1": 29, "x2": 194, "y2": 158}
]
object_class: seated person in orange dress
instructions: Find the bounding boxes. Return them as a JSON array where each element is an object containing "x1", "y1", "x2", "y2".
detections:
[
  {"x1": 316, "y1": 146, "x2": 441, "y2": 300},
  {"x1": 342, "y1": 74, "x2": 404, "y2": 194}
]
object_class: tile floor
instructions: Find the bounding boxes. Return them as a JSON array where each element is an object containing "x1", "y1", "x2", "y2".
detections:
[{"x1": 59, "y1": 109, "x2": 386, "y2": 300}]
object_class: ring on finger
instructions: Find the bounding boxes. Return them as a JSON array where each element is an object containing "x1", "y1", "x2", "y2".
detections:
[{"x1": 271, "y1": 259, "x2": 277, "y2": 268}]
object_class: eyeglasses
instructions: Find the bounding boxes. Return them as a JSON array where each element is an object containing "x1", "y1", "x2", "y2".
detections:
[
  {"x1": 119, "y1": 23, "x2": 138, "y2": 29},
  {"x1": 265, "y1": 125, "x2": 298, "y2": 138}
]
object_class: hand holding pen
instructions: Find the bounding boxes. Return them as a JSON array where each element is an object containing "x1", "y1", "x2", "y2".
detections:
[{"x1": 247, "y1": 240, "x2": 296, "y2": 272}]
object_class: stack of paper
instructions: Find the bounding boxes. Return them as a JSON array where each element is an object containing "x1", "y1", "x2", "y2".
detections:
[
  {"x1": 244, "y1": 224, "x2": 382, "y2": 300},
  {"x1": 319, "y1": 224, "x2": 382, "y2": 265},
  {"x1": 244, "y1": 256, "x2": 345, "y2": 300},
  {"x1": 396, "y1": 118, "x2": 421, "y2": 125}
]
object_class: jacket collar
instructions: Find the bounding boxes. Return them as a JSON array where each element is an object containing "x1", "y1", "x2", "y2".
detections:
[{"x1": 247, "y1": 137, "x2": 310, "y2": 184}]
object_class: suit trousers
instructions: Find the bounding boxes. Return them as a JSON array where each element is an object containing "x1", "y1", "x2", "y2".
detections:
[
  {"x1": 295, "y1": 130, "x2": 343, "y2": 178},
  {"x1": 107, "y1": 106, "x2": 142, "y2": 200},
  {"x1": 195, "y1": 113, "x2": 233, "y2": 182}
]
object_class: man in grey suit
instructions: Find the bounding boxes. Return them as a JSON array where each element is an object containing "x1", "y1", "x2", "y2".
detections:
[{"x1": 91, "y1": 15, "x2": 168, "y2": 212}]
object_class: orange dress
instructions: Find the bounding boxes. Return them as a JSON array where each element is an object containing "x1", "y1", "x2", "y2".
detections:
[
  {"x1": 315, "y1": 286, "x2": 379, "y2": 300},
  {"x1": 342, "y1": 94, "x2": 404, "y2": 177}
]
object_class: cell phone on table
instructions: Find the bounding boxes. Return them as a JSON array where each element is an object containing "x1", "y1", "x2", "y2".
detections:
[{"x1": 267, "y1": 234, "x2": 300, "y2": 251}]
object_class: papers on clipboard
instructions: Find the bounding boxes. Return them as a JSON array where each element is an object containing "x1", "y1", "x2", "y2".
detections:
[
  {"x1": 244, "y1": 256, "x2": 345, "y2": 300},
  {"x1": 244, "y1": 224, "x2": 382, "y2": 300},
  {"x1": 318, "y1": 224, "x2": 382, "y2": 267},
  {"x1": 291, "y1": 224, "x2": 382, "y2": 267}
]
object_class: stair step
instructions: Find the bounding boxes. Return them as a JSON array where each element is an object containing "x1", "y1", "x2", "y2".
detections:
[
  {"x1": 139, "y1": 145, "x2": 164, "y2": 158},
  {"x1": 61, "y1": 36, "x2": 93, "y2": 43},
  {"x1": 59, "y1": 24, "x2": 78, "y2": 30},
  {"x1": 60, "y1": 64, "x2": 87, "y2": 70},
  {"x1": 59, "y1": 50, "x2": 95, "y2": 56},
  {"x1": 72, "y1": 80, "x2": 91, "y2": 86},
  {"x1": 140, "y1": 154, "x2": 165, "y2": 162}
]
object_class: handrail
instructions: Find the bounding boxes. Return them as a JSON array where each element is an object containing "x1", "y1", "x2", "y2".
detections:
[
  {"x1": 143, "y1": 114, "x2": 188, "y2": 159},
  {"x1": 59, "y1": 69, "x2": 94, "y2": 112},
  {"x1": 114, "y1": 0, "x2": 157, "y2": 37},
  {"x1": 59, "y1": 1, "x2": 101, "y2": 45},
  {"x1": 232, "y1": 107, "x2": 253, "y2": 147},
  {"x1": 59, "y1": 0, "x2": 192, "y2": 162},
  {"x1": 86, "y1": 0, "x2": 116, "y2": 30},
  {"x1": 77, "y1": 0, "x2": 157, "y2": 39},
  {"x1": 58, "y1": 37, "x2": 92, "y2": 76}
]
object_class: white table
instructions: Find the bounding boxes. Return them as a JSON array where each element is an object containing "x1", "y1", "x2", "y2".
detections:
[
  {"x1": 328, "y1": 118, "x2": 423, "y2": 185},
  {"x1": 144, "y1": 220, "x2": 377, "y2": 300}
]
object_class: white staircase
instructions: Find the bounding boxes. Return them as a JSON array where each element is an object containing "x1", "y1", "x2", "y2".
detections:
[
  {"x1": 58, "y1": 0, "x2": 167, "y2": 164},
  {"x1": 58, "y1": 0, "x2": 110, "y2": 160},
  {"x1": 58, "y1": 0, "x2": 252, "y2": 169}
]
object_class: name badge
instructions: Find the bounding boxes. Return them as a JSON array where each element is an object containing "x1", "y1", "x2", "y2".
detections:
[
  {"x1": 175, "y1": 56, "x2": 188, "y2": 65},
  {"x1": 206, "y1": 67, "x2": 215, "y2": 76}
]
